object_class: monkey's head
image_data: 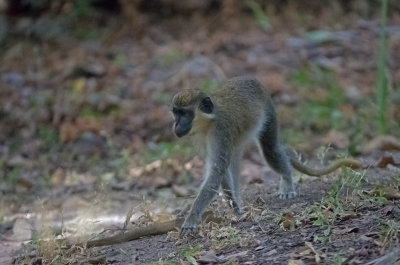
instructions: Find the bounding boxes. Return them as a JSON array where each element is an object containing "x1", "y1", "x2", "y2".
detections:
[{"x1": 171, "y1": 89, "x2": 214, "y2": 137}]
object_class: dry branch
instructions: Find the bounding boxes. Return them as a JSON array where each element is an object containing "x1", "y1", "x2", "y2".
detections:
[{"x1": 67, "y1": 218, "x2": 184, "y2": 248}]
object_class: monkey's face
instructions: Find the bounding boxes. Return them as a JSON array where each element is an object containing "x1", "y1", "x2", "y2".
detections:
[
  {"x1": 172, "y1": 90, "x2": 214, "y2": 138},
  {"x1": 172, "y1": 107, "x2": 194, "y2": 137}
]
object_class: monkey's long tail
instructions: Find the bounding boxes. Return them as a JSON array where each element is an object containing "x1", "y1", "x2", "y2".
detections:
[{"x1": 290, "y1": 157, "x2": 362, "y2": 176}]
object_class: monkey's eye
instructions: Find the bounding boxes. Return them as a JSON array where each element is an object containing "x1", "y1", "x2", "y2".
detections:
[{"x1": 172, "y1": 108, "x2": 184, "y2": 116}]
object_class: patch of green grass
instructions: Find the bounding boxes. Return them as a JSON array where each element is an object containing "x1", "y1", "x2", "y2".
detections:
[
  {"x1": 139, "y1": 142, "x2": 193, "y2": 165},
  {"x1": 74, "y1": 27, "x2": 104, "y2": 40},
  {"x1": 331, "y1": 253, "x2": 345, "y2": 265},
  {"x1": 302, "y1": 30, "x2": 336, "y2": 45},
  {"x1": 292, "y1": 64, "x2": 347, "y2": 131},
  {"x1": 38, "y1": 127, "x2": 59, "y2": 146},
  {"x1": 113, "y1": 53, "x2": 128, "y2": 68},
  {"x1": 109, "y1": 149, "x2": 131, "y2": 177},
  {"x1": 156, "y1": 49, "x2": 183, "y2": 66},
  {"x1": 281, "y1": 128, "x2": 307, "y2": 147},
  {"x1": 70, "y1": 0, "x2": 97, "y2": 19},
  {"x1": 363, "y1": 185, "x2": 389, "y2": 206},
  {"x1": 152, "y1": 91, "x2": 171, "y2": 104},
  {"x1": 379, "y1": 219, "x2": 400, "y2": 249},
  {"x1": 1, "y1": 166, "x2": 21, "y2": 190},
  {"x1": 178, "y1": 244, "x2": 201, "y2": 265},
  {"x1": 302, "y1": 168, "x2": 366, "y2": 238},
  {"x1": 348, "y1": 113, "x2": 366, "y2": 155}
]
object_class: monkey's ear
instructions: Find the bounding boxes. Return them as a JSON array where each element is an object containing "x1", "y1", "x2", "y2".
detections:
[{"x1": 199, "y1": 97, "x2": 213, "y2": 114}]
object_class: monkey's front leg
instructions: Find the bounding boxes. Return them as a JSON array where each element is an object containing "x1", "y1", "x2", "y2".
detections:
[{"x1": 181, "y1": 163, "x2": 227, "y2": 236}]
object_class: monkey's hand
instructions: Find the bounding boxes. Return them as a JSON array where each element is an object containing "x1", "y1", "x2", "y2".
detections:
[
  {"x1": 277, "y1": 179, "x2": 296, "y2": 199},
  {"x1": 180, "y1": 214, "x2": 201, "y2": 236}
]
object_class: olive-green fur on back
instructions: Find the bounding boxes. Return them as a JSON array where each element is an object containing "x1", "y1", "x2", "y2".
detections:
[{"x1": 211, "y1": 77, "x2": 271, "y2": 143}]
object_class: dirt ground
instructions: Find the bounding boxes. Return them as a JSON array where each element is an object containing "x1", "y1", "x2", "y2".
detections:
[{"x1": 0, "y1": 3, "x2": 400, "y2": 265}]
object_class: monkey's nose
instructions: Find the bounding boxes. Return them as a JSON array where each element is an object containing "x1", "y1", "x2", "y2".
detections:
[{"x1": 174, "y1": 124, "x2": 190, "y2": 138}]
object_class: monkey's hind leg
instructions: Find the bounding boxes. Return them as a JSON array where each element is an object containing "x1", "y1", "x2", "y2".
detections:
[
  {"x1": 221, "y1": 171, "x2": 243, "y2": 215},
  {"x1": 258, "y1": 122, "x2": 296, "y2": 199},
  {"x1": 221, "y1": 153, "x2": 243, "y2": 215}
]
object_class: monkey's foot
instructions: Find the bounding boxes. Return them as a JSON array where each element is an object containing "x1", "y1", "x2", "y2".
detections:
[
  {"x1": 276, "y1": 190, "x2": 297, "y2": 199},
  {"x1": 180, "y1": 225, "x2": 197, "y2": 236},
  {"x1": 180, "y1": 215, "x2": 200, "y2": 236},
  {"x1": 277, "y1": 181, "x2": 297, "y2": 199},
  {"x1": 233, "y1": 206, "x2": 244, "y2": 216}
]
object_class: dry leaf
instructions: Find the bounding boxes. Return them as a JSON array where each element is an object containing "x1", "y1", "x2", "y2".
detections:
[
  {"x1": 339, "y1": 211, "x2": 360, "y2": 221},
  {"x1": 60, "y1": 122, "x2": 80, "y2": 142},
  {"x1": 288, "y1": 259, "x2": 306, "y2": 265},
  {"x1": 16, "y1": 176, "x2": 34, "y2": 190},
  {"x1": 152, "y1": 176, "x2": 169, "y2": 188},
  {"x1": 266, "y1": 249, "x2": 278, "y2": 256},
  {"x1": 365, "y1": 187, "x2": 400, "y2": 200},
  {"x1": 305, "y1": 242, "x2": 321, "y2": 264},
  {"x1": 377, "y1": 155, "x2": 397, "y2": 168},
  {"x1": 197, "y1": 250, "x2": 219, "y2": 263},
  {"x1": 332, "y1": 227, "x2": 359, "y2": 235},
  {"x1": 123, "y1": 207, "x2": 134, "y2": 229},
  {"x1": 380, "y1": 187, "x2": 400, "y2": 200},
  {"x1": 50, "y1": 168, "x2": 66, "y2": 186},
  {"x1": 279, "y1": 213, "x2": 296, "y2": 231},
  {"x1": 172, "y1": 184, "x2": 190, "y2": 197},
  {"x1": 71, "y1": 78, "x2": 85, "y2": 93},
  {"x1": 202, "y1": 210, "x2": 224, "y2": 224},
  {"x1": 144, "y1": 160, "x2": 162, "y2": 172},
  {"x1": 154, "y1": 212, "x2": 174, "y2": 222},
  {"x1": 255, "y1": 245, "x2": 265, "y2": 251},
  {"x1": 11, "y1": 218, "x2": 32, "y2": 241},
  {"x1": 219, "y1": 251, "x2": 248, "y2": 262}
]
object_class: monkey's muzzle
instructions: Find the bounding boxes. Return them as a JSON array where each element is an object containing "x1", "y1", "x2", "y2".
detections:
[{"x1": 173, "y1": 122, "x2": 191, "y2": 138}]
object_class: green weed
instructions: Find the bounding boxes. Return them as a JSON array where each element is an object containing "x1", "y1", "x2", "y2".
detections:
[
  {"x1": 139, "y1": 142, "x2": 192, "y2": 165},
  {"x1": 281, "y1": 128, "x2": 306, "y2": 148},
  {"x1": 156, "y1": 49, "x2": 183, "y2": 66},
  {"x1": 2, "y1": 166, "x2": 21, "y2": 190},
  {"x1": 38, "y1": 127, "x2": 59, "y2": 146},
  {"x1": 71, "y1": 0, "x2": 97, "y2": 18},
  {"x1": 380, "y1": 219, "x2": 400, "y2": 249},
  {"x1": 302, "y1": 168, "x2": 366, "y2": 228},
  {"x1": 331, "y1": 253, "x2": 345, "y2": 265},
  {"x1": 292, "y1": 64, "x2": 346, "y2": 131},
  {"x1": 316, "y1": 144, "x2": 332, "y2": 164},
  {"x1": 178, "y1": 244, "x2": 201, "y2": 265},
  {"x1": 246, "y1": 0, "x2": 271, "y2": 31},
  {"x1": 302, "y1": 30, "x2": 336, "y2": 45},
  {"x1": 152, "y1": 91, "x2": 171, "y2": 104},
  {"x1": 376, "y1": 0, "x2": 389, "y2": 134},
  {"x1": 109, "y1": 148, "x2": 131, "y2": 177}
]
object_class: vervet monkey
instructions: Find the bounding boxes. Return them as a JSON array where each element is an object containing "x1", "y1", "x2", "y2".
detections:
[{"x1": 171, "y1": 76, "x2": 361, "y2": 235}]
